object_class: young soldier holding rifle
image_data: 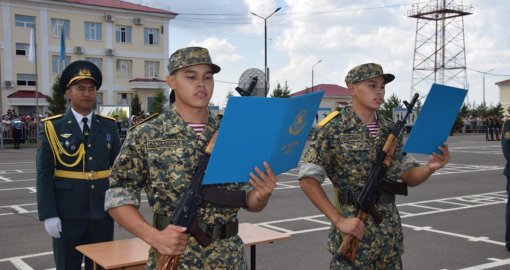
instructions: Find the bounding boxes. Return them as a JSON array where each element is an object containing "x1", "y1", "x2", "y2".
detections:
[
  {"x1": 298, "y1": 63, "x2": 450, "y2": 269},
  {"x1": 105, "y1": 47, "x2": 276, "y2": 269}
]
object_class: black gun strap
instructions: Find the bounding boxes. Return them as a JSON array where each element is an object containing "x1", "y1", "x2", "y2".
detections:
[
  {"x1": 202, "y1": 187, "x2": 248, "y2": 208},
  {"x1": 379, "y1": 179, "x2": 408, "y2": 196}
]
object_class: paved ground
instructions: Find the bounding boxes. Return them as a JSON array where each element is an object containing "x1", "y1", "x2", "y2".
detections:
[{"x1": 0, "y1": 134, "x2": 509, "y2": 269}]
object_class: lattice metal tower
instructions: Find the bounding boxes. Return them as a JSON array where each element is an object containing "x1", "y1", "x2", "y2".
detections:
[{"x1": 407, "y1": 0, "x2": 473, "y2": 98}]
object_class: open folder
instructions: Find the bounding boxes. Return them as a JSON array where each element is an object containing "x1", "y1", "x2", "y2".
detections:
[
  {"x1": 403, "y1": 83, "x2": 467, "y2": 155},
  {"x1": 203, "y1": 91, "x2": 324, "y2": 185}
]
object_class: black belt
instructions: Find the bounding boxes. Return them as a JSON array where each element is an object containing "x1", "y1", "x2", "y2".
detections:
[
  {"x1": 197, "y1": 220, "x2": 239, "y2": 240},
  {"x1": 337, "y1": 190, "x2": 395, "y2": 205},
  {"x1": 154, "y1": 213, "x2": 238, "y2": 240}
]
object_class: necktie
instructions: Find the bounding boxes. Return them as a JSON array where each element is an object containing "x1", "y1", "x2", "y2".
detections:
[{"x1": 82, "y1": 117, "x2": 90, "y2": 142}]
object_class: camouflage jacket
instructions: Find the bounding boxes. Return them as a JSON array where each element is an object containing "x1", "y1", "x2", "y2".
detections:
[
  {"x1": 298, "y1": 106, "x2": 418, "y2": 265},
  {"x1": 105, "y1": 105, "x2": 247, "y2": 269}
]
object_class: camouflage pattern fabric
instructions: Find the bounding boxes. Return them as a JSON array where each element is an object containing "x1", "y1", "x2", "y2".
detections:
[
  {"x1": 298, "y1": 106, "x2": 418, "y2": 269},
  {"x1": 105, "y1": 105, "x2": 247, "y2": 270},
  {"x1": 344, "y1": 63, "x2": 395, "y2": 85},
  {"x1": 168, "y1": 46, "x2": 221, "y2": 74}
]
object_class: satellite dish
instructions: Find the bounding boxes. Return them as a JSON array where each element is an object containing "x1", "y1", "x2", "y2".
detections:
[{"x1": 235, "y1": 68, "x2": 266, "y2": 97}]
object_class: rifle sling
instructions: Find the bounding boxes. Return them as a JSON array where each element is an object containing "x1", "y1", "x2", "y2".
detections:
[
  {"x1": 337, "y1": 190, "x2": 395, "y2": 205},
  {"x1": 379, "y1": 179, "x2": 408, "y2": 196},
  {"x1": 202, "y1": 187, "x2": 248, "y2": 208}
]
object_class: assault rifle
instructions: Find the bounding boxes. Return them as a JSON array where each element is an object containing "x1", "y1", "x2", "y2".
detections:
[
  {"x1": 338, "y1": 93, "x2": 419, "y2": 264},
  {"x1": 155, "y1": 133, "x2": 218, "y2": 270}
]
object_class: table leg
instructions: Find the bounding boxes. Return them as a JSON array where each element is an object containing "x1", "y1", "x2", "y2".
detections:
[{"x1": 250, "y1": 245, "x2": 256, "y2": 270}]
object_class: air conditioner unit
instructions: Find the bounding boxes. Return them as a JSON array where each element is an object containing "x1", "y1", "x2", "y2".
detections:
[
  {"x1": 134, "y1": 18, "x2": 143, "y2": 25},
  {"x1": 3, "y1": 80, "x2": 13, "y2": 88},
  {"x1": 74, "y1": 46, "x2": 83, "y2": 54},
  {"x1": 105, "y1": 14, "x2": 114, "y2": 22},
  {"x1": 105, "y1": 49, "x2": 114, "y2": 56}
]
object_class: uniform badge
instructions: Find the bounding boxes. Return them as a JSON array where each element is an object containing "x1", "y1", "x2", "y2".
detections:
[
  {"x1": 65, "y1": 140, "x2": 70, "y2": 147},
  {"x1": 71, "y1": 145, "x2": 76, "y2": 151},
  {"x1": 107, "y1": 143, "x2": 111, "y2": 149},
  {"x1": 505, "y1": 131, "x2": 510, "y2": 139},
  {"x1": 60, "y1": 133, "x2": 72, "y2": 138}
]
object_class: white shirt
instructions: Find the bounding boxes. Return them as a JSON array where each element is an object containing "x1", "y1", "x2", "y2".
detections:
[{"x1": 71, "y1": 108, "x2": 93, "y2": 132}]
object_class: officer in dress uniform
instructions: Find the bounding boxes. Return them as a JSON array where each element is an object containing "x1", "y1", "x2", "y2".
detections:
[{"x1": 36, "y1": 60, "x2": 121, "y2": 270}]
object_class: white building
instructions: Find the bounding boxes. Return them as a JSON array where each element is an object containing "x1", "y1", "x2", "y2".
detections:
[{"x1": 0, "y1": 0, "x2": 177, "y2": 116}]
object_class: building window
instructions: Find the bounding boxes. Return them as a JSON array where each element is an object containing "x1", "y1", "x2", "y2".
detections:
[
  {"x1": 147, "y1": 96, "x2": 155, "y2": 113},
  {"x1": 16, "y1": 43, "x2": 29, "y2": 56},
  {"x1": 115, "y1": 25, "x2": 132, "y2": 43},
  {"x1": 144, "y1": 61, "x2": 159, "y2": 78},
  {"x1": 96, "y1": 92, "x2": 104, "y2": 106},
  {"x1": 84, "y1": 22, "x2": 102, "y2": 41},
  {"x1": 117, "y1": 93, "x2": 133, "y2": 105},
  {"x1": 17, "y1": 74, "x2": 36, "y2": 86},
  {"x1": 51, "y1": 18, "x2": 70, "y2": 38},
  {"x1": 15, "y1": 15, "x2": 35, "y2": 28},
  {"x1": 51, "y1": 55, "x2": 71, "y2": 74},
  {"x1": 144, "y1": 28, "x2": 159, "y2": 45},
  {"x1": 116, "y1": 59, "x2": 132, "y2": 77},
  {"x1": 85, "y1": 57, "x2": 103, "y2": 71}
]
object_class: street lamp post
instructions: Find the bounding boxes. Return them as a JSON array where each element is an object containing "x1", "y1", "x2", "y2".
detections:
[
  {"x1": 482, "y1": 68, "x2": 494, "y2": 105},
  {"x1": 251, "y1": 7, "x2": 281, "y2": 96},
  {"x1": 311, "y1": 59, "x2": 322, "y2": 91}
]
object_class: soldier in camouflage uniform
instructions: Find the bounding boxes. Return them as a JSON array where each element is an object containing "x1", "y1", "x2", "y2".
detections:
[
  {"x1": 298, "y1": 63, "x2": 450, "y2": 269},
  {"x1": 105, "y1": 47, "x2": 276, "y2": 269}
]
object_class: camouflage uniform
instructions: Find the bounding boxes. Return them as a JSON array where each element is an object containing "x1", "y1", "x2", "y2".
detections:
[
  {"x1": 105, "y1": 105, "x2": 248, "y2": 270},
  {"x1": 298, "y1": 106, "x2": 418, "y2": 269}
]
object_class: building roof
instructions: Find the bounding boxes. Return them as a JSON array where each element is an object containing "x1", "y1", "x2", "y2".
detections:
[
  {"x1": 291, "y1": 84, "x2": 351, "y2": 97},
  {"x1": 59, "y1": 0, "x2": 177, "y2": 15},
  {"x1": 7, "y1": 90, "x2": 49, "y2": 99},
  {"x1": 495, "y1": 79, "x2": 510, "y2": 85},
  {"x1": 129, "y1": 78, "x2": 166, "y2": 83}
]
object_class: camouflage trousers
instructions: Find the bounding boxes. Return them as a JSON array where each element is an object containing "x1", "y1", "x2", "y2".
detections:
[{"x1": 328, "y1": 203, "x2": 404, "y2": 269}]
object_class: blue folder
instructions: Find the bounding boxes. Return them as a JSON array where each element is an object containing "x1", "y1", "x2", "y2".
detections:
[
  {"x1": 403, "y1": 84, "x2": 467, "y2": 154},
  {"x1": 203, "y1": 91, "x2": 324, "y2": 185}
]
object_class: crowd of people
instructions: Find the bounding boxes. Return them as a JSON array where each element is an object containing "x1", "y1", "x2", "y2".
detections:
[
  {"x1": 1, "y1": 109, "x2": 44, "y2": 148},
  {"x1": 462, "y1": 115, "x2": 504, "y2": 141}
]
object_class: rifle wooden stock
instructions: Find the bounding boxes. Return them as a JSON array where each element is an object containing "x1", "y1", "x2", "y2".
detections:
[
  {"x1": 155, "y1": 254, "x2": 179, "y2": 270},
  {"x1": 155, "y1": 132, "x2": 218, "y2": 270},
  {"x1": 338, "y1": 210, "x2": 368, "y2": 265}
]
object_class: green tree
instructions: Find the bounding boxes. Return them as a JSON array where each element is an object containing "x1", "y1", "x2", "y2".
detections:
[
  {"x1": 271, "y1": 81, "x2": 291, "y2": 98},
  {"x1": 149, "y1": 89, "x2": 167, "y2": 114},
  {"x1": 131, "y1": 93, "x2": 142, "y2": 117},
  {"x1": 379, "y1": 93, "x2": 402, "y2": 119},
  {"x1": 46, "y1": 75, "x2": 67, "y2": 115}
]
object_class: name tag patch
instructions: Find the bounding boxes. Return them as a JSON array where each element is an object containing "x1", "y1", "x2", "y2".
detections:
[{"x1": 147, "y1": 139, "x2": 182, "y2": 149}]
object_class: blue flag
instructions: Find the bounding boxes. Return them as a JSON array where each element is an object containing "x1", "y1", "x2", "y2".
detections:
[{"x1": 59, "y1": 28, "x2": 66, "y2": 64}]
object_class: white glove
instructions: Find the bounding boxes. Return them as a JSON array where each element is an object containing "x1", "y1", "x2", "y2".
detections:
[{"x1": 44, "y1": 217, "x2": 62, "y2": 238}]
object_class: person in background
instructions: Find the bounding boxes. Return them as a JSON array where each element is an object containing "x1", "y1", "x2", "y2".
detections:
[
  {"x1": 36, "y1": 60, "x2": 121, "y2": 270},
  {"x1": 501, "y1": 118, "x2": 510, "y2": 252}
]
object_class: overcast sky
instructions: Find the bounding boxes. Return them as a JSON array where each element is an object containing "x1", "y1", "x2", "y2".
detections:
[{"x1": 129, "y1": 0, "x2": 509, "y2": 107}]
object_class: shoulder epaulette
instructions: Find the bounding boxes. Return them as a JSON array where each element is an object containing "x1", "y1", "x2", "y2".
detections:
[
  {"x1": 129, "y1": 113, "x2": 159, "y2": 132},
  {"x1": 317, "y1": 111, "x2": 340, "y2": 127},
  {"x1": 41, "y1": 114, "x2": 63, "y2": 122},
  {"x1": 97, "y1": 114, "x2": 116, "y2": 121}
]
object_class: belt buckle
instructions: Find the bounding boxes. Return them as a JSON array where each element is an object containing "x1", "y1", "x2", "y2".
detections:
[{"x1": 87, "y1": 171, "x2": 97, "y2": 180}]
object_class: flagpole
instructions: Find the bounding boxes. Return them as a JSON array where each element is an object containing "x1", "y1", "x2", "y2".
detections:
[{"x1": 34, "y1": 23, "x2": 40, "y2": 141}]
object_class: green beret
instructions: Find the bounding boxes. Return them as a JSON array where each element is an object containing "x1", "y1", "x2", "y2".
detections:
[{"x1": 60, "y1": 60, "x2": 102, "y2": 93}]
